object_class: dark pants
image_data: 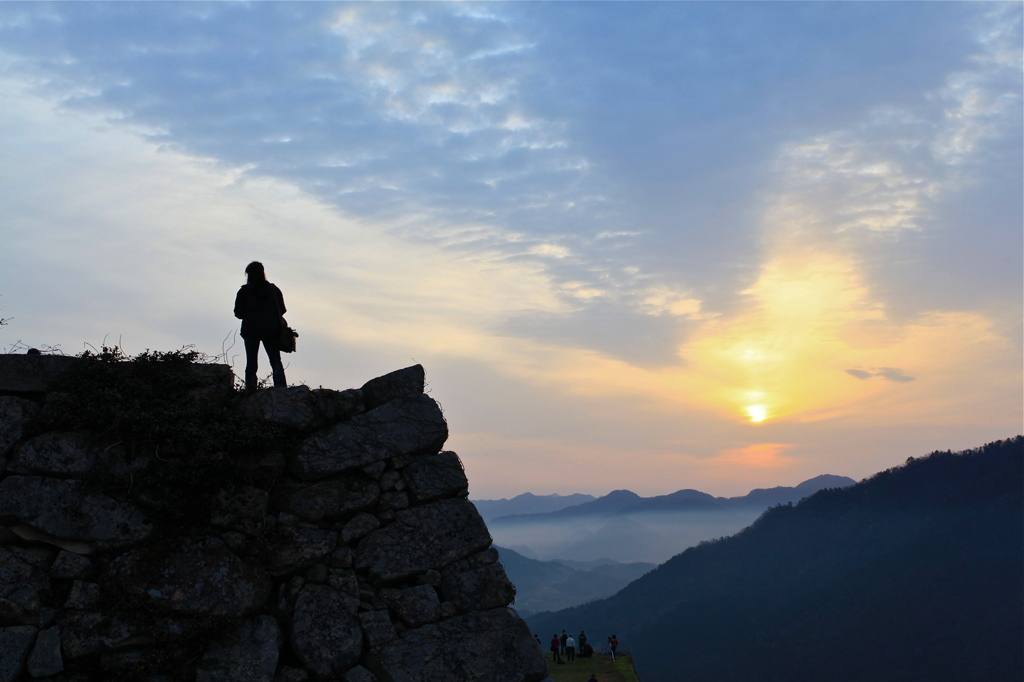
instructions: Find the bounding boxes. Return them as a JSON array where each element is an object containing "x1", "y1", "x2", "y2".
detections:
[{"x1": 244, "y1": 336, "x2": 286, "y2": 390}]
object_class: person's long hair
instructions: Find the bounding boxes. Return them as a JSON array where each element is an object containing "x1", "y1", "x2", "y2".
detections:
[{"x1": 245, "y1": 261, "x2": 266, "y2": 284}]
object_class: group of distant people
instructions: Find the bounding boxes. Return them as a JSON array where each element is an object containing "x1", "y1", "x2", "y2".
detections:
[{"x1": 538, "y1": 630, "x2": 618, "y2": 665}]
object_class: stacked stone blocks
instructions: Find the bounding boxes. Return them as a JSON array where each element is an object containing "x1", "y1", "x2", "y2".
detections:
[{"x1": 0, "y1": 356, "x2": 546, "y2": 682}]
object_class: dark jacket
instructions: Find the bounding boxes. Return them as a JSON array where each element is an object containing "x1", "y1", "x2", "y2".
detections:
[{"x1": 234, "y1": 282, "x2": 286, "y2": 341}]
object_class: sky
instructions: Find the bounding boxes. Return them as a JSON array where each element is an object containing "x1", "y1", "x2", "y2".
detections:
[{"x1": 0, "y1": 1, "x2": 1020, "y2": 499}]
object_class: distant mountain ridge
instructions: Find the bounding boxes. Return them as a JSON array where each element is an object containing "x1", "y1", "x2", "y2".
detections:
[
  {"x1": 476, "y1": 475, "x2": 857, "y2": 566},
  {"x1": 487, "y1": 474, "x2": 856, "y2": 525},
  {"x1": 527, "y1": 437, "x2": 1023, "y2": 682},
  {"x1": 471, "y1": 492, "x2": 595, "y2": 522}
]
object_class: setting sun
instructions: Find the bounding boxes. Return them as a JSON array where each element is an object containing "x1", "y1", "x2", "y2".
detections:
[{"x1": 746, "y1": 404, "x2": 769, "y2": 423}]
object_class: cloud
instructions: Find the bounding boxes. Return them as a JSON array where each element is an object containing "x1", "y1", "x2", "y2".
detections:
[
  {"x1": 0, "y1": 1, "x2": 1007, "y2": 373},
  {"x1": 846, "y1": 368, "x2": 916, "y2": 383},
  {"x1": 712, "y1": 444, "x2": 797, "y2": 470}
]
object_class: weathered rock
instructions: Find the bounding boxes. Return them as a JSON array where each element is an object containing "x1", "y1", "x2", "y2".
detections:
[
  {"x1": 196, "y1": 615, "x2": 282, "y2": 682},
  {"x1": 0, "y1": 397, "x2": 38, "y2": 463},
  {"x1": 0, "y1": 476, "x2": 151, "y2": 549},
  {"x1": 289, "y1": 395, "x2": 447, "y2": 480},
  {"x1": 6, "y1": 432, "x2": 101, "y2": 477},
  {"x1": 361, "y1": 460, "x2": 387, "y2": 479},
  {"x1": 378, "y1": 492, "x2": 409, "y2": 511},
  {"x1": 112, "y1": 536, "x2": 271, "y2": 616},
  {"x1": 304, "y1": 562, "x2": 329, "y2": 584},
  {"x1": 366, "y1": 608, "x2": 548, "y2": 682},
  {"x1": 417, "y1": 569, "x2": 441, "y2": 588},
  {"x1": 37, "y1": 608, "x2": 58, "y2": 629},
  {"x1": 0, "y1": 547, "x2": 47, "y2": 626},
  {"x1": 64, "y1": 581, "x2": 102, "y2": 610},
  {"x1": 181, "y1": 363, "x2": 236, "y2": 402},
  {"x1": 341, "y1": 513, "x2": 380, "y2": 544},
  {"x1": 266, "y1": 526, "x2": 338, "y2": 577},
  {"x1": 237, "y1": 450, "x2": 287, "y2": 481},
  {"x1": 440, "y1": 562, "x2": 515, "y2": 613},
  {"x1": 442, "y1": 546, "x2": 501, "y2": 576},
  {"x1": 357, "y1": 611, "x2": 397, "y2": 649},
  {"x1": 380, "y1": 585, "x2": 440, "y2": 628},
  {"x1": 49, "y1": 551, "x2": 92, "y2": 580},
  {"x1": 328, "y1": 569, "x2": 359, "y2": 599},
  {"x1": 360, "y1": 365, "x2": 425, "y2": 411},
  {"x1": 238, "y1": 386, "x2": 317, "y2": 429},
  {"x1": 311, "y1": 389, "x2": 364, "y2": 424},
  {"x1": 0, "y1": 626, "x2": 35, "y2": 682},
  {"x1": 98, "y1": 648, "x2": 150, "y2": 675},
  {"x1": 27, "y1": 625, "x2": 63, "y2": 677},
  {"x1": 273, "y1": 576, "x2": 305, "y2": 623},
  {"x1": 379, "y1": 470, "x2": 400, "y2": 491},
  {"x1": 343, "y1": 665, "x2": 377, "y2": 682},
  {"x1": 330, "y1": 546, "x2": 354, "y2": 569},
  {"x1": 403, "y1": 451, "x2": 468, "y2": 503},
  {"x1": 275, "y1": 666, "x2": 310, "y2": 682},
  {"x1": 356, "y1": 498, "x2": 491, "y2": 582},
  {"x1": 211, "y1": 485, "x2": 270, "y2": 536},
  {"x1": 273, "y1": 478, "x2": 380, "y2": 522},
  {"x1": 58, "y1": 611, "x2": 149, "y2": 659},
  {"x1": 0, "y1": 355, "x2": 79, "y2": 394},
  {"x1": 290, "y1": 585, "x2": 362, "y2": 679}
]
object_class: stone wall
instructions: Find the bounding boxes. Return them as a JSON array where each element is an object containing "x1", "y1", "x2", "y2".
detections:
[{"x1": 0, "y1": 357, "x2": 547, "y2": 682}]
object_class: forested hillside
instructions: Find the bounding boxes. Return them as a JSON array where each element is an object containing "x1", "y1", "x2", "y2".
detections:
[
  {"x1": 528, "y1": 438, "x2": 1023, "y2": 682},
  {"x1": 496, "y1": 546, "x2": 654, "y2": 616}
]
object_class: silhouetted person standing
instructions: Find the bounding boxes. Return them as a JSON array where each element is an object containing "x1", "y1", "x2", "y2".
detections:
[
  {"x1": 234, "y1": 261, "x2": 287, "y2": 391},
  {"x1": 549, "y1": 634, "x2": 561, "y2": 663}
]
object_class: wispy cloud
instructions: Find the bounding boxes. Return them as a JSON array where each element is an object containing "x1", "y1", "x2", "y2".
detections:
[{"x1": 846, "y1": 368, "x2": 916, "y2": 383}]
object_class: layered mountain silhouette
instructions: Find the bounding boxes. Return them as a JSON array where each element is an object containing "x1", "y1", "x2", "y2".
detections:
[
  {"x1": 527, "y1": 437, "x2": 1023, "y2": 682},
  {"x1": 478, "y1": 475, "x2": 855, "y2": 564},
  {"x1": 494, "y1": 546, "x2": 654, "y2": 617},
  {"x1": 472, "y1": 492, "x2": 595, "y2": 523}
]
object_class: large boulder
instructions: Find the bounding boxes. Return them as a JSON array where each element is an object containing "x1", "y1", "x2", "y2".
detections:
[
  {"x1": 196, "y1": 615, "x2": 282, "y2": 682},
  {"x1": 289, "y1": 396, "x2": 447, "y2": 480},
  {"x1": 6, "y1": 432, "x2": 104, "y2": 477},
  {"x1": 0, "y1": 476, "x2": 151, "y2": 549},
  {"x1": 359, "y1": 365, "x2": 425, "y2": 411},
  {"x1": 0, "y1": 626, "x2": 36, "y2": 682},
  {"x1": 272, "y1": 478, "x2": 380, "y2": 522},
  {"x1": 289, "y1": 585, "x2": 363, "y2": 679},
  {"x1": 57, "y1": 611, "x2": 149, "y2": 659},
  {"x1": 365, "y1": 608, "x2": 548, "y2": 682},
  {"x1": 237, "y1": 386, "x2": 317, "y2": 429},
  {"x1": 265, "y1": 526, "x2": 338, "y2": 577},
  {"x1": 439, "y1": 562, "x2": 516, "y2": 613},
  {"x1": 355, "y1": 499, "x2": 492, "y2": 582},
  {"x1": 403, "y1": 451, "x2": 469, "y2": 503},
  {"x1": 26, "y1": 625, "x2": 62, "y2": 678},
  {"x1": 0, "y1": 398, "x2": 38, "y2": 463},
  {"x1": 111, "y1": 536, "x2": 271, "y2": 616},
  {"x1": 0, "y1": 356, "x2": 79, "y2": 394},
  {"x1": 0, "y1": 547, "x2": 48, "y2": 626},
  {"x1": 380, "y1": 584, "x2": 440, "y2": 628}
]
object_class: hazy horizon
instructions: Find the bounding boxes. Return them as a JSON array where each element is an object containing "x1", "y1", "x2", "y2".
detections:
[{"x1": 2, "y1": 2, "x2": 1020, "y2": 499}]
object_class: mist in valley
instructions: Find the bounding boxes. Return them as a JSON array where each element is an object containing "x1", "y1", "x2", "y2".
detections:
[{"x1": 490, "y1": 509, "x2": 764, "y2": 565}]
